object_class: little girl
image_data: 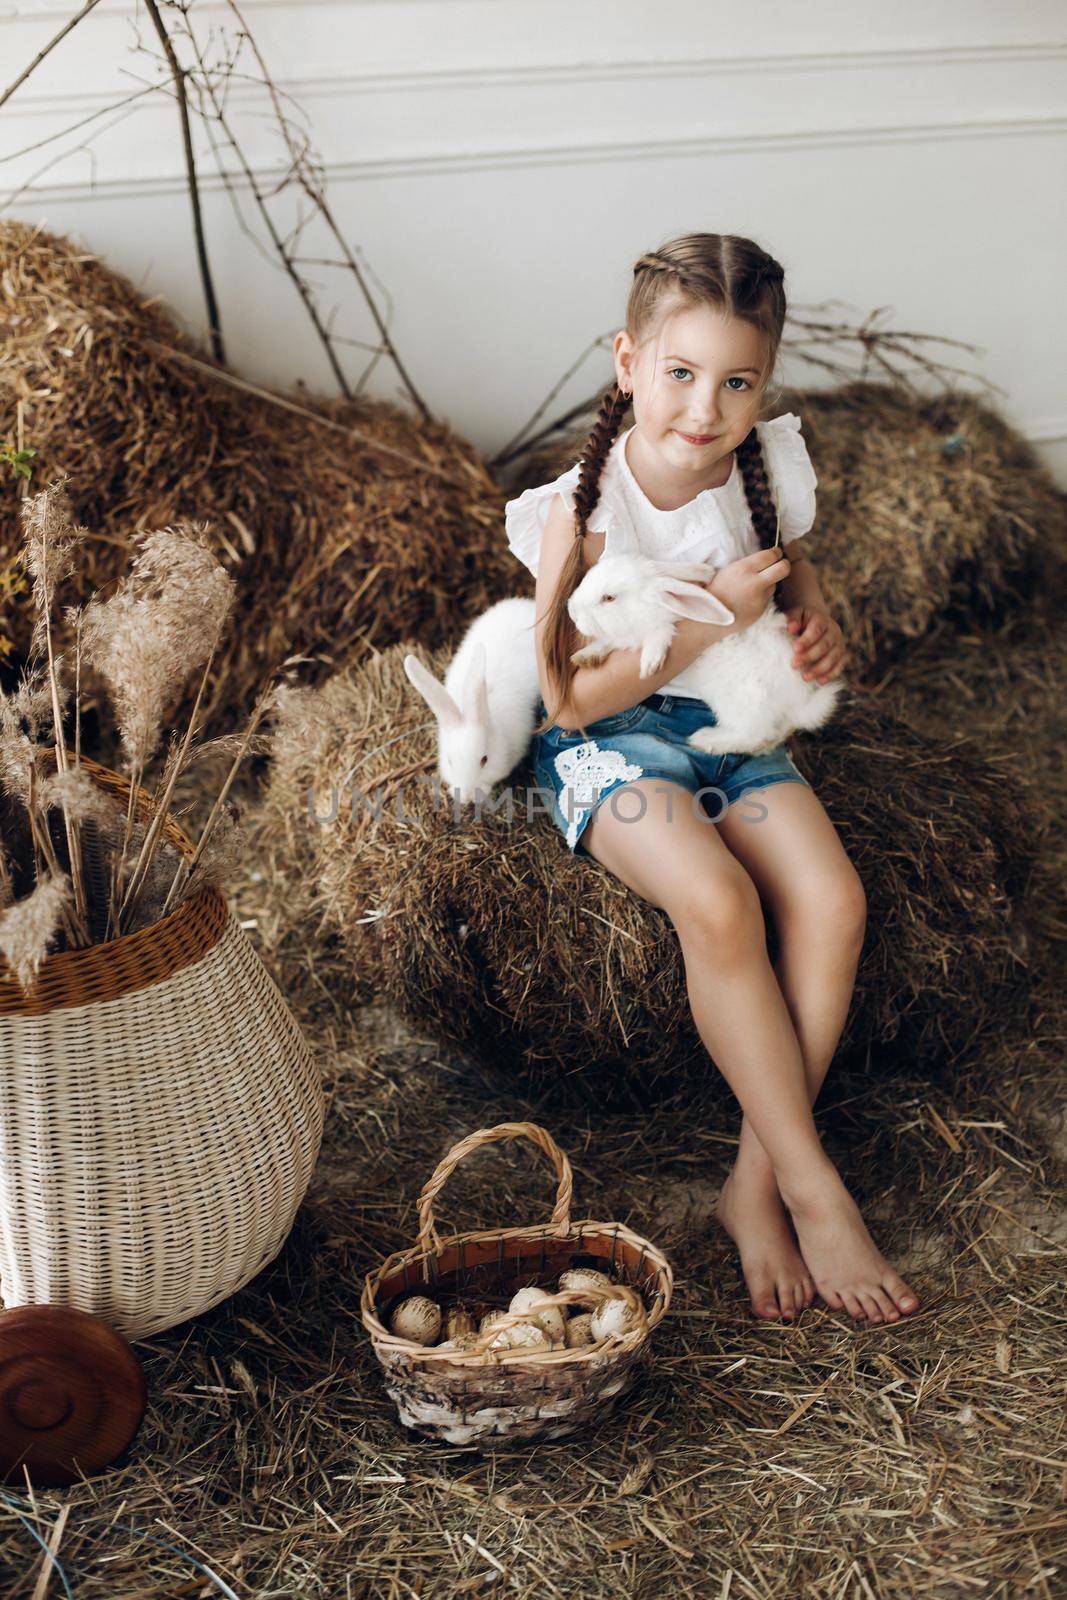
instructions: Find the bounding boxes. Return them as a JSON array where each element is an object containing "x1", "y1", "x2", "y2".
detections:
[{"x1": 505, "y1": 232, "x2": 920, "y2": 1326}]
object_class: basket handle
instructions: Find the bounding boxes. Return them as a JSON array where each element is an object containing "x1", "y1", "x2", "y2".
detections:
[
  {"x1": 416, "y1": 1121, "x2": 573, "y2": 1256},
  {"x1": 461, "y1": 1283, "x2": 649, "y2": 1359}
]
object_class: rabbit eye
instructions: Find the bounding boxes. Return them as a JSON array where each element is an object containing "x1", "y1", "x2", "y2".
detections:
[
  {"x1": 602, "y1": 594, "x2": 615, "y2": 603},
  {"x1": 480, "y1": 754, "x2": 488, "y2": 767}
]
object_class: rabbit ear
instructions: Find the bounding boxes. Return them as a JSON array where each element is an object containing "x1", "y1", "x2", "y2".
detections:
[
  {"x1": 459, "y1": 641, "x2": 489, "y2": 725},
  {"x1": 654, "y1": 560, "x2": 719, "y2": 582},
  {"x1": 403, "y1": 654, "x2": 462, "y2": 727},
  {"x1": 660, "y1": 582, "x2": 736, "y2": 626}
]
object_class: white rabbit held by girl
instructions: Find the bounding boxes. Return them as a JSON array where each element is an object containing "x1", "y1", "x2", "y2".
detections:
[
  {"x1": 568, "y1": 554, "x2": 843, "y2": 755},
  {"x1": 403, "y1": 597, "x2": 540, "y2": 805}
]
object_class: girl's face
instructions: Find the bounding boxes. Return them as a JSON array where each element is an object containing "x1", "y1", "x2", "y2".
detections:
[{"x1": 613, "y1": 302, "x2": 768, "y2": 474}]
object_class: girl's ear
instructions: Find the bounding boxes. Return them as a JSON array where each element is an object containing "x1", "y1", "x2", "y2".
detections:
[
  {"x1": 612, "y1": 327, "x2": 634, "y2": 393},
  {"x1": 660, "y1": 583, "x2": 736, "y2": 627},
  {"x1": 403, "y1": 654, "x2": 462, "y2": 726}
]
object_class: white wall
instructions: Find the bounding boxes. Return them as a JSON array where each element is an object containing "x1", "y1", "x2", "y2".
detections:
[{"x1": 3, "y1": 0, "x2": 1066, "y2": 483}]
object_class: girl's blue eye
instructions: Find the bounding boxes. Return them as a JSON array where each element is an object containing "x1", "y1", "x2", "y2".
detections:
[{"x1": 667, "y1": 367, "x2": 750, "y2": 390}]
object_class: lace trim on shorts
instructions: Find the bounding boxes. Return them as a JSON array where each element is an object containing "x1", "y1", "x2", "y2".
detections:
[{"x1": 552, "y1": 740, "x2": 646, "y2": 850}]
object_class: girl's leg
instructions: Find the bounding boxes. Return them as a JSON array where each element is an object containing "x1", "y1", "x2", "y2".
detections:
[
  {"x1": 713, "y1": 783, "x2": 868, "y2": 1317},
  {"x1": 714, "y1": 782, "x2": 919, "y2": 1323},
  {"x1": 582, "y1": 777, "x2": 920, "y2": 1324},
  {"x1": 713, "y1": 930, "x2": 851, "y2": 1317},
  {"x1": 581, "y1": 779, "x2": 830, "y2": 1317}
]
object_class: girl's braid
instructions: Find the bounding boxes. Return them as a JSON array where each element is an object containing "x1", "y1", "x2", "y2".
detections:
[
  {"x1": 571, "y1": 382, "x2": 631, "y2": 539},
  {"x1": 530, "y1": 381, "x2": 631, "y2": 735},
  {"x1": 736, "y1": 428, "x2": 786, "y2": 611},
  {"x1": 633, "y1": 251, "x2": 678, "y2": 277}
]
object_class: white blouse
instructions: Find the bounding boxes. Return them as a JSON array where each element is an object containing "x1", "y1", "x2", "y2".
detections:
[{"x1": 504, "y1": 412, "x2": 818, "y2": 699}]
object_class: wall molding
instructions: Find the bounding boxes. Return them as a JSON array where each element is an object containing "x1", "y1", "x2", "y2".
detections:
[
  {"x1": 10, "y1": 42, "x2": 1067, "y2": 112},
  {"x1": 8, "y1": 113, "x2": 1064, "y2": 204}
]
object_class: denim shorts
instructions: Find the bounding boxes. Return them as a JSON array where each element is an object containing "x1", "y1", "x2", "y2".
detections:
[{"x1": 531, "y1": 690, "x2": 811, "y2": 854}]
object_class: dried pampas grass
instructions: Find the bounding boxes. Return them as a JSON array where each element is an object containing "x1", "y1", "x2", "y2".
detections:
[
  {"x1": 82, "y1": 524, "x2": 236, "y2": 771},
  {"x1": 19, "y1": 474, "x2": 86, "y2": 659},
  {"x1": 0, "y1": 481, "x2": 275, "y2": 989},
  {"x1": 0, "y1": 871, "x2": 72, "y2": 991}
]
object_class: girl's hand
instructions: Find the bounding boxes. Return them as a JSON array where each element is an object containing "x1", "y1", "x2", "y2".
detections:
[{"x1": 785, "y1": 606, "x2": 846, "y2": 683}]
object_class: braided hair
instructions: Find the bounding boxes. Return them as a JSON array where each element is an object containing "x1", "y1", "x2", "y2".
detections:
[{"x1": 534, "y1": 233, "x2": 787, "y2": 736}]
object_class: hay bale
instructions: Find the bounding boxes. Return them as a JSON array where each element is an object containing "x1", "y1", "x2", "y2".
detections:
[
  {"x1": 0, "y1": 219, "x2": 514, "y2": 729},
  {"x1": 259, "y1": 643, "x2": 1044, "y2": 1090},
  {"x1": 504, "y1": 382, "x2": 1065, "y2": 679},
  {"x1": 872, "y1": 527, "x2": 1067, "y2": 971}
]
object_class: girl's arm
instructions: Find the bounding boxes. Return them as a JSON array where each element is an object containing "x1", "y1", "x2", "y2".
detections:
[
  {"x1": 534, "y1": 494, "x2": 749, "y2": 730},
  {"x1": 778, "y1": 543, "x2": 847, "y2": 683},
  {"x1": 555, "y1": 611, "x2": 747, "y2": 732},
  {"x1": 778, "y1": 549, "x2": 825, "y2": 612}
]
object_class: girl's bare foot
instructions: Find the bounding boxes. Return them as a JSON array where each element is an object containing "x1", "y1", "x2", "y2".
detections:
[
  {"x1": 715, "y1": 1167, "x2": 816, "y2": 1322},
  {"x1": 779, "y1": 1166, "x2": 920, "y2": 1324}
]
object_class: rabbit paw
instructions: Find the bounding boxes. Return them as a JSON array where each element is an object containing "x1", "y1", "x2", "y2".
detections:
[
  {"x1": 635, "y1": 624, "x2": 676, "y2": 678},
  {"x1": 688, "y1": 725, "x2": 732, "y2": 755},
  {"x1": 571, "y1": 644, "x2": 610, "y2": 667}
]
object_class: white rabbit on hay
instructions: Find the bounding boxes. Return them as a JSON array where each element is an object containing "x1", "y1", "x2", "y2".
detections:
[
  {"x1": 567, "y1": 554, "x2": 844, "y2": 756},
  {"x1": 404, "y1": 597, "x2": 541, "y2": 805}
]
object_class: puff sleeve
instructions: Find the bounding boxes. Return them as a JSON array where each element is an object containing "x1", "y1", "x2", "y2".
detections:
[
  {"x1": 504, "y1": 461, "x2": 613, "y2": 577},
  {"x1": 756, "y1": 413, "x2": 817, "y2": 542}
]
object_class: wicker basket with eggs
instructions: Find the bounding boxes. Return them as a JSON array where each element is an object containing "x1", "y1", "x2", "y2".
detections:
[{"x1": 360, "y1": 1121, "x2": 673, "y2": 1445}]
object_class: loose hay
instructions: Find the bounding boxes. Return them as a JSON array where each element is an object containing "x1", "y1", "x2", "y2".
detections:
[
  {"x1": 2, "y1": 941, "x2": 1060, "y2": 1597},
  {"x1": 0, "y1": 219, "x2": 514, "y2": 728},
  {"x1": 2, "y1": 227, "x2": 1064, "y2": 1598},
  {"x1": 259, "y1": 644, "x2": 1045, "y2": 1091},
  {"x1": 1, "y1": 617, "x2": 1061, "y2": 1596},
  {"x1": 505, "y1": 381, "x2": 1065, "y2": 679}
]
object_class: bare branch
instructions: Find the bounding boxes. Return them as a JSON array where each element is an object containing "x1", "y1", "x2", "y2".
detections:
[
  {"x1": 0, "y1": 0, "x2": 104, "y2": 111},
  {"x1": 492, "y1": 305, "x2": 1006, "y2": 474},
  {"x1": 143, "y1": 0, "x2": 226, "y2": 365},
  {"x1": 142, "y1": 337, "x2": 492, "y2": 489}
]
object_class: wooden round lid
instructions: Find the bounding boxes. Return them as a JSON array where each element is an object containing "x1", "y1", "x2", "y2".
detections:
[{"x1": 0, "y1": 1306, "x2": 147, "y2": 1486}]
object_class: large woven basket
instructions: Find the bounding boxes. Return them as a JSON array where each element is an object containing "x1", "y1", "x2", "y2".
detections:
[
  {"x1": 361, "y1": 1122, "x2": 674, "y2": 1445},
  {"x1": 0, "y1": 757, "x2": 324, "y2": 1340}
]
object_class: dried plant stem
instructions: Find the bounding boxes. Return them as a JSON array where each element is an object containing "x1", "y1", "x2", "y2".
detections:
[
  {"x1": 117, "y1": 648, "x2": 216, "y2": 931},
  {"x1": 491, "y1": 334, "x2": 614, "y2": 468},
  {"x1": 143, "y1": 0, "x2": 225, "y2": 366},
  {"x1": 6, "y1": 2, "x2": 430, "y2": 422},
  {"x1": 72, "y1": 610, "x2": 82, "y2": 767},
  {"x1": 41, "y1": 661, "x2": 91, "y2": 943},
  {"x1": 223, "y1": 0, "x2": 430, "y2": 420},
  {"x1": 26, "y1": 767, "x2": 84, "y2": 949},
  {"x1": 34, "y1": 525, "x2": 91, "y2": 934},
  {"x1": 0, "y1": 0, "x2": 102, "y2": 111},
  {"x1": 142, "y1": 339, "x2": 477, "y2": 489},
  {"x1": 160, "y1": 676, "x2": 273, "y2": 917},
  {"x1": 42, "y1": 630, "x2": 89, "y2": 934},
  {"x1": 106, "y1": 769, "x2": 143, "y2": 941},
  {"x1": 490, "y1": 306, "x2": 1003, "y2": 473}
]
